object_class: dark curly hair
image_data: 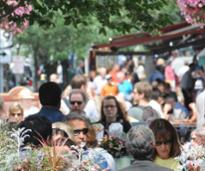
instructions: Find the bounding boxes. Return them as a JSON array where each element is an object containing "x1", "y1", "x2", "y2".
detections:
[{"x1": 18, "y1": 115, "x2": 52, "y2": 146}]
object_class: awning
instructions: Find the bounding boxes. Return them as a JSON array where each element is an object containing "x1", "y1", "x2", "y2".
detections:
[{"x1": 92, "y1": 22, "x2": 205, "y2": 55}]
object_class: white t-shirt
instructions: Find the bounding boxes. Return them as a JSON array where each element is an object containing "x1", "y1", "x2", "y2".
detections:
[
  {"x1": 196, "y1": 90, "x2": 205, "y2": 128},
  {"x1": 84, "y1": 99, "x2": 101, "y2": 123}
]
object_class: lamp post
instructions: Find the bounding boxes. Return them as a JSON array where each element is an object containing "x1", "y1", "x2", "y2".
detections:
[
  {"x1": 0, "y1": 29, "x2": 12, "y2": 92},
  {"x1": 0, "y1": 52, "x2": 6, "y2": 92},
  {"x1": 0, "y1": 30, "x2": 4, "y2": 93}
]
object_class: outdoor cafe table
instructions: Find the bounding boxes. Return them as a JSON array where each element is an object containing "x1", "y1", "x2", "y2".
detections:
[{"x1": 172, "y1": 122, "x2": 196, "y2": 142}]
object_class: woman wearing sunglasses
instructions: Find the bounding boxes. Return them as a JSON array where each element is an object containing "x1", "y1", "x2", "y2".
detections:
[{"x1": 149, "y1": 119, "x2": 182, "y2": 171}]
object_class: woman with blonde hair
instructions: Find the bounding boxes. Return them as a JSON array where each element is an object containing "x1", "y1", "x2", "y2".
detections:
[{"x1": 8, "y1": 102, "x2": 24, "y2": 124}]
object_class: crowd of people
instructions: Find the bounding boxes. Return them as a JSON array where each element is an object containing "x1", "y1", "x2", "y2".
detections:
[{"x1": 0, "y1": 52, "x2": 205, "y2": 171}]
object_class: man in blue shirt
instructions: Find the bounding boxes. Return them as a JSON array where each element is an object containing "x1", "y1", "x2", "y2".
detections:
[{"x1": 33, "y1": 82, "x2": 65, "y2": 123}]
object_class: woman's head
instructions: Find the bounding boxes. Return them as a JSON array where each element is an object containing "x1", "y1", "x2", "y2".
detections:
[
  {"x1": 52, "y1": 122, "x2": 74, "y2": 146},
  {"x1": 149, "y1": 119, "x2": 181, "y2": 159},
  {"x1": 101, "y1": 95, "x2": 127, "y2": 124},
  {"x1": 8, "y1": 102, "x2": 24, "y2": 124}
]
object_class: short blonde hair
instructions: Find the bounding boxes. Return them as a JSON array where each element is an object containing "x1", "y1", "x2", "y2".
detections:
[
  {"x1": 134, "y1": 81, "x2": 152, "y2": 100},
  {"x1": 9, "y1": 102, "x2": 23, "y2": 115}
]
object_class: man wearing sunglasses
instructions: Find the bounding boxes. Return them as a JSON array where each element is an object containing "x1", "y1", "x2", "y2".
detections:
[
  {"x1": 65, "y1": 113, "x2": 116, "y2": 171},
  {"x1": 70, "y1": 75, "x2": 101, "y2": 123},
  {"x1": 69, "y1": 89, "x2": 87, "y2": 114},
  {"x1": 65, "y1": 113, "x2": 89, "y2": 147},
  {"x1": 68, "y1": 89, "x2": 100, "y2": 123}
]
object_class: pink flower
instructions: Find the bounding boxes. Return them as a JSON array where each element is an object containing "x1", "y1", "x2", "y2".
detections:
[
  {"x1": 6, "y1": 0, "x2": 18, "y2": 6},
  {"x1": 14, "y1": 6, "x2": 25, "y2": 17},
  {"x1": 24, "y1": 5, "x2": 32, "y2": 15},
  {"x1": 177, "y1": 0, "x2": 205, "y2": 25},
  {"x1": 23, "y1": 20, "x2": 29, "y2": 28},
  {"x1": 198, "y1": 3, "x2": 203, "y2": 8},
  {"x1": 186, "y1": 0, "x2": 201, "y2": 7}
]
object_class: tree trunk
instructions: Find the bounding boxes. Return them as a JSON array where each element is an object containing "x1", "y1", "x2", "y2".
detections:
[{"x1": 33, "y1": 50, "x2": 38, "y2": 91}]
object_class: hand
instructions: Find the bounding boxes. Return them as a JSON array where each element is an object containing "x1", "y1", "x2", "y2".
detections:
[
  {"x1": 187, "y1": 161, "x2": 200, "y2": 171},
  {"x1": 54, "y1": 145, "x2": 71, "y2": 154}
]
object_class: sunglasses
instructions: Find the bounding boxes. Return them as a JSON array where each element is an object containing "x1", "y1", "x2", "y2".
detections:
[
  {"x1": 70, "y1": 101, "x2": 83, "y2": 105},
  {"x1": 73, "y1": 128, "x2": 88, "y2": 135},
  {"x1": 155, "y1": 140, "x2": 172, "y2": 146}
]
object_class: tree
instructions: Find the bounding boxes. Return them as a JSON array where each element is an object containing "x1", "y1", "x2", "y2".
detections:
[
  {"x1": 13, "y1": 0, "x2": 181, "y2": 90},
  {"x1": 2, "y1": 0, "x2": 180, "y2": 34},
  {"x1": 15, "y1": 14, "x2": 118, "y2": 89}
]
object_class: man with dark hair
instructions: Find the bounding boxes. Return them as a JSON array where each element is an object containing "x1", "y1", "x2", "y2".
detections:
[
  {"x1": 69, "y1": 89, "x2": 88, "y2": 113},
  {"x1": 34, "y1": 82, "x2": 65, "y2": 123},
  {"x1": 120, "y1": 125, "x2": 171, "y2": 171},
  {"x1": 18, "y1": 115, "x2": 52, "y2": 146},
  {"x1": 69, "y1": 75, "x2": 100, "y2": 123}
]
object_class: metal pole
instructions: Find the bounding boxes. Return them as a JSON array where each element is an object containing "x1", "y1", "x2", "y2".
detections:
[
  {"x1": 0, "y1": 63, "x2": 3, "y2": 92},
  {"x1": 0, "y1": 29, "x2": 3, "y2": 93}
]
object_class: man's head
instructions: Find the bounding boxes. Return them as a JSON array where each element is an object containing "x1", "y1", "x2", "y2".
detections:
[
  {"x1": 165, "y1": 92, "x2": 178, "y2": 107},
  {"x1": 64, "y1": 114, "x2": 90, "y2": 147},
  {"x1": 105, "y1": 74, "x2": 112, "y2": 84},
  {"x1": 125, "y1": 125, "x2": 155, "y2": 161},
  {"x1": 98, "y1": 67, "x2": 107, "y2": 77},
  {"x1": 69, "y1": 89, "x2": 87, "y2": 112},
  {"x1": 39, "y1": 82, "x2": 62, "y2": 108},
  {"x1": 133, "y1": 81, "x2": 152, "y2": 103},
  {"x1": 70, "y1": 74, "x2": 87, "y2": 90},
  {"x1": 116, "y1": 72, "x2": 125, "y2": 83},
  {"x1": 18, "y1": 115, "x2": 52, "y2": 146}
]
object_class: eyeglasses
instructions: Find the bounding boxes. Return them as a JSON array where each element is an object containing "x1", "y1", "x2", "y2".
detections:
[
  {"x1": 155, "y1": 140, "x2": 172, "y2": 146},
  {"x1": 103, "y1": 105, "x2": 116, "y2": 109},
  {"x1": 73, "y1": 128, "x2": 88, "y2": 135},
  {"x1": 70, "y1": 101, "x2": 83, "y2": 105}
]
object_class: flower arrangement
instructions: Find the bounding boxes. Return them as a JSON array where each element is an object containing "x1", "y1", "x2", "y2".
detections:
[
  {"x1": 0, "y1": 121, "x2": 108, "y2": 171},
  {"x1": 177, "y1": 0, "x2": 205, "y2": 25},
  {"x1": 99, "y1": 135, "x2": 127, "y2": 158},
  {"x1": 180, "y1": 144, "x2": 205, "y2": 171}
]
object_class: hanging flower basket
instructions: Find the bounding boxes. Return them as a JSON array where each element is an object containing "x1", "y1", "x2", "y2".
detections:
[{"x1": 177, "y1": 0, "x2": 205, "y2": 25}]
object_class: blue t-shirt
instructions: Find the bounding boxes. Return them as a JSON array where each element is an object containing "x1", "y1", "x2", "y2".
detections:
[{"x1": 36, "y1": 106, "x2": 65, "y2": 123}]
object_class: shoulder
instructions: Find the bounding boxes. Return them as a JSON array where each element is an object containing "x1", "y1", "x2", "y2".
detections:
[
  {"x1": 118, "y1": 165, "x2": 135, "y2": 171},
  {"x1": 155, "y1": 156, "x2": 179, "y2": 170},
  {"x1": 148, "y1": 162, "x2": 173, "y2": 171},
  {"x1": 87, "y1": 148, "x2": 115, "y2": 171}
]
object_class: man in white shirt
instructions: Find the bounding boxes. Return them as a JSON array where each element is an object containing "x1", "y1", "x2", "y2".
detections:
[
  {"x1": 196, "y1": 89, "x2": 205, "y2": 128},
  {"x1": 69, "y1": 74, "x2": 101, "y2": 123}
]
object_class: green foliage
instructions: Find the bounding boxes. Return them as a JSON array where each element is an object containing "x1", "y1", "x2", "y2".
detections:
[
  {"x1": 2, "y1": 0, "x2": 181, "y2": 34},
  {"x1": 16, "y1": 13, "x2": 117, "y2": 63},
  {"x1": 13, "y1": 0, "x2": 181, "y2": 87}
]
